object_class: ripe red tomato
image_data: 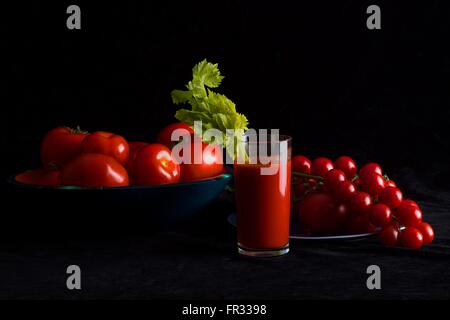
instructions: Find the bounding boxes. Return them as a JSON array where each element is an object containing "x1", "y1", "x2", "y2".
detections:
[
  {"x1": 396, "y1": 204, "x2": 422, "y2": 227},
  {"x1": 400, "y1": 227, "x2": 423, "y2": 249},
  {"x1": 369, "y1": 203, "x2": 392, "y2": 227},
  {"x1": 177, "y1": 142, "x2": 224, "y2": 182},
  {"x1": 399, "y1": 199, "x2": 419, "y2": 209},
  {"x1": 334, "y1": 156, "x2": 357, "y2": 179},
  {"x1": 359, "y1": 162, "x2": 383, "y2": 180},
  {"x1": 131, "y1": 144, "x2": 180, "y2": 185},
  {"x1": 60, "y1": 154, "x2": 129, "y2": 187},
  {"x1": 360, "y1": 172, "x2": 385, "y2": 197},
  {"x1": 348, "y1": 191, "x2": 372, "y2": 214},
  {"x1": 379, "y1": 186, "x2": 403, "y2": 209},
  {"x1": 334, "y1": 180, "x2": 357, "y2": 202},
  {"x1": 40, "y1": 127, "x2": 88, "y2": 169},
  {"x1": 125, "y1": 141, "x2": 148, "y2": 171},
  {"x1": 379, "y1": 225, "x2": 399, "y2": 247},
  {"x1": 311, "y1": 157, "x2": 334, "y2": 177},
  {"x1": 292, "y1": 155, "x2": 311, "y2": 174},
  {"x1": 417, "y1": 222, "x2": 435, "y2": 245},
  {"x1": 15, "y1": 169, "x2": 60, "y2": 187},
  {"x1": 324, "y1": 169, "x2": 346, "y2": 193},
  {"x1": 293, "y1": 178, "x2": 319, "y2": 197},
  {"x1": 157, "y1": 123, "x2": 194, "y2": 149},
  {"x1": 81, "y1": 131, "x2": 129, "y2": 165},
  {"x1": 298, "y1": 192, "x2": 348, "y2": 234}
]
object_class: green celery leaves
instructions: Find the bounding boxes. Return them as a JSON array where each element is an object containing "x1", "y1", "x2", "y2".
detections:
[{"x1": 171, "y1": 59, "x2": 249, "y2": 159}]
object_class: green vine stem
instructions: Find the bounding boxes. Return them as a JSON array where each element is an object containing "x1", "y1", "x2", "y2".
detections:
[{"x1": 292, "y1": 171, "x2": 324, "y2": 181}]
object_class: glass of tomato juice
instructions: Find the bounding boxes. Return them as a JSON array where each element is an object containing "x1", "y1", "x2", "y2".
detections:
[{"x1": 234, "y1": 134, "x2": 292, "y2": 257}]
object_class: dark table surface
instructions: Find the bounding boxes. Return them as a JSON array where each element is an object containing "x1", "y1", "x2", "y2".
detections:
[{"x1": 1, "y1": 167, "x2": 449, "y2": 300}]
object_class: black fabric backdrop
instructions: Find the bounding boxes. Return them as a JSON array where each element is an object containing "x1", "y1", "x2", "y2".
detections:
[{"x1": 1, "y1": 0, "x2": 450, "y2": 299}]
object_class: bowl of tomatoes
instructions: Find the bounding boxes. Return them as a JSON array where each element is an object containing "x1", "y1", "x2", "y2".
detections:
[{"x1": 7, "y1": 124, "x2": 231, "y2": 231}]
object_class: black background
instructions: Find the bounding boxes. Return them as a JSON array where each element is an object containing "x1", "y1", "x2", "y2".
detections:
[
  {"x1": 1, "y1": 0, "x2": 450, "y2": 300},
  {"x1": 2, "y1": 0, "x2": 450, "y2": 182}
]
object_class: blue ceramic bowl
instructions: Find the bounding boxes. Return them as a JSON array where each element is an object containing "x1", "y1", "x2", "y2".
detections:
[{"x1": 7, "y1": 171, "x2": 232, "y2": 231}]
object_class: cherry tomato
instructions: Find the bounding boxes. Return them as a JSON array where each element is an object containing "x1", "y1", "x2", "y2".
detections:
[
  {"x1": 348, "y1": 191, "x2": 372, "y2": 214},
  {"x1": 60, "y1": 154, "x2": 129, "y2": 187},
  {"x1": 324, "y1": 169, "x2": 346, "y2": 193},
  {"x1": 125, "y1": 141, "x2": 148, "y2": 171},
  {"x1": 292, "y1": 155, "x2": 311, "y2": 174},
  {"x1": 396, "y1": 204, "x2": 422, "y2": 227},
  {"x1": 369, "y1": 203, "x2": 392, "y2": 227},
  {"x1": 344, "y1": 212, "x2": 374, "y2": 234},
  {"x1": 379, "y1": 225, "x2": 399, "y2": 247},
  {"x1": 298, "y1": 192, "x2": 348, "y2": 234},
  {"x1": 379, "y1": 186, "x2": 403, "y2": 209},
  {"x1": 131, "y1": 144, "x2": 180, "y2": 185},
  {"x1": 360, "y1": 172, "x2": 385, "y2": 197},
  {"x1": 417, "y1": 222, "x2": 435, "y2": 245},
  {"x1": 334, "y1": 180, "x2": 357, "y2": 202},
  {"x1": 177, "y1": 142, "x2": 224, "y2": 182},
  {"x1": 385, "y1": 180, "x2": 396, "y2": 187},
  {"x1": 81, "y1": 131, "x2": 129, "y2": 165},
  {"x1": 157, "y1": 123, "x2": 194, "y2": 149},
  {"x1": 400, "y1": 227, "x2": 423, "y2": 249},
  {"x1": 400, "y1": 199, "x2": 419, "y2": 209},
  {"x1": 15, "y1": 169, "x2": 60, "y2": 187},
  {"x1": 359, "y1": 162, "x2": 383, "y2": 180},
  {"x1": 311, "y1": 157, "x2": 334, "y2": 177},
  {"x1": 334, "y1": 156, "x2": 357, "y2": 180},
  {"x1": 40, "y1": 127, "x2": 88, "y2": 169}
]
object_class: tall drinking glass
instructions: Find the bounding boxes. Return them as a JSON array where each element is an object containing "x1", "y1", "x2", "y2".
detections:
[{"x1": 234, "y1": 134, "x2": 292, "y2": 257}]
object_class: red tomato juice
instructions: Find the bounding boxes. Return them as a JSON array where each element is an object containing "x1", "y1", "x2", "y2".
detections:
[{"x1": 234, "y1": 159, "x2": 291, "y2": 249}]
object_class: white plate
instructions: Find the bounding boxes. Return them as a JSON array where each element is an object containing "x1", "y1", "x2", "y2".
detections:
[{"x1": 227, "y1": 213, "x2": 378, "y2": 241}]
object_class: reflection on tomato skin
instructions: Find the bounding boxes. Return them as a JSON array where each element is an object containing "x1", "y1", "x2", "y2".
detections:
[
  {"x1": 157, "y1": 149, "x2": 180, "y2": 180},
  {"x1": 177, "y1": 142, "x2": 224, "y2": 182},
  {"x1": 106, "y1": 164, "x2": 128, "y2": 184},
  {"x1": 81, "y1": 131, "x2": 130, "y2": 166}
]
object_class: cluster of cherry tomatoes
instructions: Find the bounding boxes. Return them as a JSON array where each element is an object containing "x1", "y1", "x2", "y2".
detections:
[
  {"x1": 292, "y1": 155, "x2": 435, "y2": 249},
  {"x1": 15, "y1": 123, "x2": 223, "y2": 188}
]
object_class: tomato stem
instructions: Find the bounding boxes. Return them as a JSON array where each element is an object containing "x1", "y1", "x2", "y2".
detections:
[
  {"x1": 292, "y1": 171, "x2": 324, "y2": 181},
  {"x1": 65, "y1": 126, "x2": 89, "y2": 135}
]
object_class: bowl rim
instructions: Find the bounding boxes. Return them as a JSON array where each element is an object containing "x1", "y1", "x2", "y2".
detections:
[{"x1": 8, "y1": 169, "x2": 232, "y2": 191}]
